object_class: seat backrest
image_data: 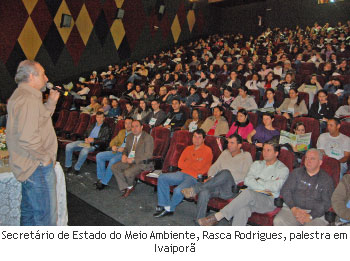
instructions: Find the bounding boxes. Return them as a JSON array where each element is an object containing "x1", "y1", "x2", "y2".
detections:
[
  {"x1": 151, "y1": 126, "x2": 171, "y2": 159},
  {"x1": 142, "y1": 124, "x2": 151, "y2": 134},
  {"x1": 60, "y1": 96, "x2": 73, "y2": 110},
  {"x1": 162, "y1": 130, "x2": 192, "y2": 172},
  {"x1": 204, "y1": 135, "x2": 222, "y2": 163},
  {"x1": 224, "y1": 109, "x2": 234, "y2": 126},
  {"x1": 298, "y1": 92, "x2": 309, "y2": 109},
  {"x1": 248, "y1": 112, "x2": 258, "y2": 128},
  {"x1": 208, "y1": 87, "x2": 221, "y2": 98},
  {"x1": 301, "y1": 155, "x2": 340, "y2": 187},
  {"x1": 291, "y1": 117, "x2": 320, "y2": 147},
  {"x1": 241, "y1": 142, "x2": 256, "y2": 161},
  {"x1": 249, "y1": 89, "x2": 260, "y2": 106},
  {"x1": 112, "y1": 120, "x2": 125, "y2": 138},
  {"x1": 272, "y1": 114, "x2": 287, "y2": 131},
  {"x1": 340, "y1": 122, "x2": 350, "y2": 137},
  {"x1": 73, "y1": 113, "x2": 91, "y2": 136},
  {"x1": 278, "y1": 149, "x2": 295, "y2": 172},
  {"x1": 62, "y1": 111, "x2": 79, "y2": 132},
  {"x1": 55, "y1": 109, "x2": 69, "y2": 130},
  {"x1": 198, "y1": 107, "x2": 211, "y2": 120}
]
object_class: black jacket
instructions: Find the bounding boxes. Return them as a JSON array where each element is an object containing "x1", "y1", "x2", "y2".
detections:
[
  {"x1": 309, "y1": 101, "x2": 335, "y2": 120},
  {"x1": 84, "y1": 122, "x2": 111, "y2": 151}
]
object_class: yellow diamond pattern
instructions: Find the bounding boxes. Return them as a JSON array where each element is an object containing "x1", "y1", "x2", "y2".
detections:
[
  {"x1": 22, "y1": 0, "x2": 38, "y2": 15},
  {"x1": 75, "y1": 4, "x2": 93, "y2": 46},
  {"x1": 18, "y1": 17, "x2": 42, "y2": 60},
  {"x1": 110, "y1": 19, "x2": 125, "y2": 50},
  {"x1": 54, "y1": 0, "x2": 74, "y2": 44},
  {"x1": 171, "y1": 15, "x2": 181, "y2": 44},
  {"x1": 115, "y1": 0, "x2": 124, "y2": 8},
  {"x1": 187, "y1": 10, "x2": 195, "y2": 33}
]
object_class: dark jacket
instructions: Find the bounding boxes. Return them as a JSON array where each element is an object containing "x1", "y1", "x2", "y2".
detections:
[
  {"x1": 281, "y1": 167, "x2": 334, "y2": 218},
  {"x1": 142, "y1": 109, "x2": 167, "y2": 127},
  {"x1": 84, "y1": 122, "x2": 111, "y2": 151},
  {"x1": 165, "y1": 109, "x2": 188, "y2": 130},
  {"x1": 309, "y1": 101, "x2": 335, "y2": 120}
]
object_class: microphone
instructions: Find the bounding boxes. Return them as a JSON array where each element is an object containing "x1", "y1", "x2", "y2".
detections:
[{"x1": 46, "y1": 82, "x2": 70, "y2": 96}]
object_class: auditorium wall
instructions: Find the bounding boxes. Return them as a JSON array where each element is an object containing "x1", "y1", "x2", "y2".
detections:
[{"x1": 0, "y1": 0, "x2": 213, "y2": 101}]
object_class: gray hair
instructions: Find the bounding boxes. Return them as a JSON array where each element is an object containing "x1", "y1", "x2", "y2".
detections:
[
  {"x1": 14, "y1": 60, "x2": 39, "y2": 84},
  {"x1": 306, "y1": 148, "x2": 324, "y2": 160}
]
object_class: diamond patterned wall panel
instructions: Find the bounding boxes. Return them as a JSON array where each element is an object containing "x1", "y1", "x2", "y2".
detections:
[
  {"x1": 177, "y1": 1, "x2": 187, "y2": 28},
  {"x1": 0, "y1": 0, "x2": 28, "y2": 63},
  {"x1": 5, "y1": 42, "x2": 27, "y2": 78},
  {"x1": 22, "y1": 0, "x2": 38, "y2": 15},
  {"x1": 111, "y1": 19, "x2": 125, "y2": 50},
  {"x1": 171, "y1": 15, "x2": 181, "y2": 43},
  {"x1": 44, "y1": 0, "x2": 62, "y2": 18},
  {"x1": 94, "y1": 10, "x2": 110, "y2": 46},
  {"x1": 65, "y1": 0, "x2": 84, "y2": 20},
  {"x1": 122, "y1": 0, "x2": 147, "y2": 51},
  {"x1": 66, "y1": 26, "x2": 85, "y2": 65},
  {"x1": 117, "y1": 37, "x2": 131, "y2": 60},
  {"x1": 54, "y1": 0, "x2": 74, "y2": 44},
  {"x1": 18, "y1": 17, "x2": 42, "y2": 61},
  {"x1": 160, "y1": 14, "x2": 171, "y2": 40},
  {"x1": 187, "y1": 10, "x2": 195, "y2": 33},
  {"x1": 31, "y1": 0, "x2": 52, "y2": 41},
  {"x1": 103, "y1": 0, "x2": 117, "y2": 28},
  {"x1": 76, "y1": 4, "x2": 94, "y2": 45},
  {"x1": 43, "y1": 23, "x2": 65, "y2": 65},
  {"x1": 85, "y1": 0, "x2": 102, "y2": 24},
  {"x1": 115, "y1": 0, "x2": 124, "y2": 9}
]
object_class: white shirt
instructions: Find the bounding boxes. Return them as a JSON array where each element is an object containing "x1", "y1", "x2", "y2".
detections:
[{"x1": 317, "y1": 133, "x2": 350, "y2": 161}]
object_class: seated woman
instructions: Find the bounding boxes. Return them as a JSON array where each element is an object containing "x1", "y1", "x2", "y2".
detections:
[
  {"x1": 298, "y1": 74, "x2": 323, "y2": 108},
  {"x1": 198, "y1": 89, "x2": 220, "y2": 109},
  {"x1": 81, "y1": 96, "x2": 101, "y2": 114},
  {"x1": 144, "y1": 86, "x2": 157, "y2": 103},
  {"x1": 182, "y1": 108, "x2": 203, "y2": 133},
  {"x1": 245, "y1": 73, "x2": 264, "y2": 96},
  {"x1": 309, "y1": 89, "x2": 335, "y2": 131},
  {"x1": 260, "y1": 88, "x2": 281, "y2": 111},
  {"x1": 99, "y1": 97, "x2": 111, "y2": 115},
  {"x1": 258, "y1": 63, "x2": 273, "y2": 80},
  {"x1": 219, "y1": 87, "x2": 235, "y2": 110},
  {"x1": 259, "y1": 72, "x2": 279, "y2": 93},
  {"x1": 277, "y1": 88, "x2": 308, "y2": 120},
  {"x1": 158, "y1": 86, "x2": 168, "y2": 103},
  {"x1": 247, "y1": 113, "x2": 280, "y2": 148},
  {"x1": 281, "y1": 122, "x2": 308, "y2": 166},
  {"x1": 200, "y1": 106, "x2": 229, "y2": 136},
  {"x1": 107, "y1": 99, "x2": 121, "y2": 118},
  {"x1": 195, "y1": 71, "x2": 209, "y2": 89},
  {"x1": 226, "y1": 109, "x2": 254, "y2": 140},
  {"x1": 184, "y1": 86, "x2": 200, "y2": 107},
  {"x1": 128, "y1": 84, "x2": 145, "y2": 100},
  {"x1": 132, "y1": 99, "x2": 151, "y2": 121},
  {"x1": 335, "y1": 95, "x2": 350, "y2": 121},
  {"x1": 183, "y1": 73, "x2": 195, "y2": 88},
  {"x1": 230, "y1": 86, "x2": 258, "y2": 114},
  {"x1": 118, "y1": 101, "x2": 134, "y2": 120},
  {"x1": 277, "y1": 72, "x2": 297, "y2": 98}
]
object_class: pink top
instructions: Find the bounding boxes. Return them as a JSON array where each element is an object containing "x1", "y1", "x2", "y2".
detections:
[{"x1": 226, "y1": 122, "x2": 254, "y2": 140}]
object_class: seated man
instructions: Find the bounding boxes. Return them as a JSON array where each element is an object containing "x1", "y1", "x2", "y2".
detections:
[
  {"x1": 332, "y1": 173, "x2": 350, "y2": 225},
  {"x1": 111, "y1": 120, "x2": 154, "y2": 198},
  {"x1": 95, "y1": 117, "x2": 133, "y2": 190},
  {"x1": 163, "y1": 98, "x2": 188, "y2": 132},
  {"x1": 103, "y1": 73, "x2": 116, "y2": 89},
  {"x1": 142, "y1": 99, "x2": 167, "y2": 127},
  {"x1": 317, "y1": 118, "x2": 350, "y2": 179},
  {"x1": 153, "y1": 129, "x2": 213, "y2": 218},
  {"x1": 274, "y1": 149, "x2": 334, "y2": 226},
  {"x1": 182, "y1": 134, "x2": 253, "y2": 220},
  {"x1": 198, "y1": 140, "x2": 289, "y2": 226},
  {"x1": 65, "y1": 111, "x2": 110, "y2": 175}
]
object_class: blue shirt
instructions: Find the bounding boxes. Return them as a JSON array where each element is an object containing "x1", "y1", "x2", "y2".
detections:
[
  {"x1": 121, "y1": 131, "x2": 130, "y2": 148},
  {"x1": 89, "y1": 123, "x2": 102, "y2": 138}
]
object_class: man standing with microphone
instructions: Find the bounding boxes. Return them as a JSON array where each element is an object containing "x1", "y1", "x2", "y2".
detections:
[{"x1": 6, "y1": 60, "x2": 60, "y2": 226}]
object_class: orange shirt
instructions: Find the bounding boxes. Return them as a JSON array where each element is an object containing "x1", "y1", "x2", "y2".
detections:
[{"x1": 178, "y1": 144, "x2": 213, "y2": 179}]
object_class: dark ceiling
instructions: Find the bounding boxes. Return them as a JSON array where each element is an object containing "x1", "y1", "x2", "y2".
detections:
[{"x1": 209, "y1": 0, "x2": 266, "y2": 8}]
